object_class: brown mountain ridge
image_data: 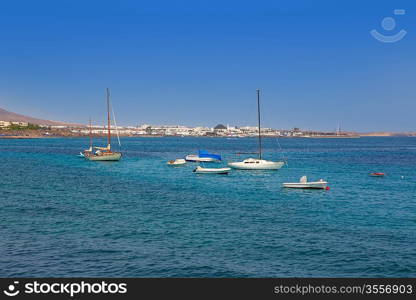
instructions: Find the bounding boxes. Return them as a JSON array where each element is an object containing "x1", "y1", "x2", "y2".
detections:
[{"x1": 0, "y1": 107, "x2": 79, "y2": 126}]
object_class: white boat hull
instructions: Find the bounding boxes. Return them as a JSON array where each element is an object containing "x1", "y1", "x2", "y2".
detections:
[
  {"x1": 167, "y1": 159, "x2": 186, "y2": 166},
  {"x1": 228, "y1": 158, "x2": 284, "y2": 170},
  {"x1": 185, "y1": 155, "x2": 218, "y2": 162},
  {"x1": 282, "y1": 181, "x2": 328, "y2": 189},
  {"x1": 193, "y1": 166, "x2": 231, "y2": 174}
]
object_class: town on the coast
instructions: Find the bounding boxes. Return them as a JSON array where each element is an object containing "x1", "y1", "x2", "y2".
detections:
[{"x1": 0, "y1": 120, "x2": 363, "y2": 138}]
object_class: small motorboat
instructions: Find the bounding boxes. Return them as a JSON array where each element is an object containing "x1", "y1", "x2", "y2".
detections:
[
  {"x1": 369, "y1": 172, "x2": 385, "y2": 177},
  {"x1": 282, "y1": 176, "x2": 329, "y2": 190},
  {"x1": 193, "y1": 166, "x2": 231, "y2": 174},
  {"x1": 167, "y1": 159, "x2": 186, "y2": 166}
]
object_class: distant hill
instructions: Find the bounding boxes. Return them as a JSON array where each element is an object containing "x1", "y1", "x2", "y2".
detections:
[
  {"x1": 0, "y1": 107, "x2": 80, "y2": 126},
  {"x1": 359, "y1": 132, "x2": 416, "y2": 137}
]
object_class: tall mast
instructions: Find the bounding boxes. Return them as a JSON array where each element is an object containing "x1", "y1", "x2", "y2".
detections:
[
  {"x1": 89, "y1": 117, "x2": 92, "y2": 148},
  {"x1": 257, "y1": 89, "x2": 262, "y2": 160},
  {"x1": 106, "y1": 88, "x2": 111, "y2": 149}
]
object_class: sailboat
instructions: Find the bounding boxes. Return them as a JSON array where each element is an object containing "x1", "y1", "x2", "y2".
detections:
[
  {"x1": 228, "y1": 89, "x2": 285, "y2": 170},
  {"x1": 86, "y1": 88, "x2": 122, "y2": 161}
]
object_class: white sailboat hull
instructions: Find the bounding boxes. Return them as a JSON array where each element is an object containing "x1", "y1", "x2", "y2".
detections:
[{"x1": 228, "y1": 159, "x2": 284, "y2": 170}]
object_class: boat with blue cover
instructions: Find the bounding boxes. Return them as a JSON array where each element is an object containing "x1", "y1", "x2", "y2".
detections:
[{"x1": 185, "y1": 150, "x2": 221, "y2": 162}]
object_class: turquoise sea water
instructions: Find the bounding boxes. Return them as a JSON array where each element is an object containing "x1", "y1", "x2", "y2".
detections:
[{"x1": 0, "y1": 137, "x2": 415, "y2": 277}]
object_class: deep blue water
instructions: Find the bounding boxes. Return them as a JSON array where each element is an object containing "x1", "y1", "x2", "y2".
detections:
[{"x1": 0, "y1": 137, "x2": 415, "y2": 277}]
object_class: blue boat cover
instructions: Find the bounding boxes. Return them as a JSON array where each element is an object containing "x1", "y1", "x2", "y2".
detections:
[{"x1": 198, "y1": 150, "x2": 222, "y2": 161}]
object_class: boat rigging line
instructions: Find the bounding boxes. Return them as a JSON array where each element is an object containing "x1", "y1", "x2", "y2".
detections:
[{"x1": 111, "y1": 100, "x2": 122, "y2": 148}]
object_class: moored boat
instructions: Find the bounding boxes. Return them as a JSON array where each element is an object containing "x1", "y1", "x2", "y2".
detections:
[
  {"x1": 193, "y1": 166, "x2": 231, "y2": 174},
  {"x1": 185, "y1": 155, "x2": 217, "y2": 162},
  {"x1": 185, "y1": 150, "x2": 222, "y2": 162},
  {"x1": 369, "y1": 172, "x2": 385, "y2": 177},
  {"x1": 228, "y1": 89, "x2": 285, "y2": 170},
  {"x1": 85, "y1": 88, "x2": 122, "y2": 162},
  {"x1": 228, "y1": 158, "x2": 284, "y2": 170},
  {"x1": 282, "y1": 176, "x2": 329, "y2": 189},
  {"x1": 167, "y1": 158, "x2": 186, "y2": 166},
  {"x1": 86, "y1": 149, "x2": 122, "y2": 161}
]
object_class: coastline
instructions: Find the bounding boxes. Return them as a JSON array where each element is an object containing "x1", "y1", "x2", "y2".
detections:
[
  {"x1": 1, "y1": 134, "x2": 414, "y2": 139},
  {"x1": 2, "y1": 126, "x2": 415, "y2": 139},
  {"x1": 0, "y1": 136, "x2": 44, "y2": 139},
  {"x1": 2, "y1": 128, "x2": 415, "y2": 139}
]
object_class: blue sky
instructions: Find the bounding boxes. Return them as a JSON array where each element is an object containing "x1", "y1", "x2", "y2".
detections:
[{"x1": 0, "y1": 0, "x2": 415, "y2": 131}]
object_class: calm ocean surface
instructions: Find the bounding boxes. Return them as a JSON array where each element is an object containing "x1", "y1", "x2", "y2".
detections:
[{"x1": 0, "y1": 137, "x2": 415, "y2": 277}]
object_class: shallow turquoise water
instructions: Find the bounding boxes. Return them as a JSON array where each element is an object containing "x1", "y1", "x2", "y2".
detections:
[{"x1": 0, "y1": 137, "x2": 415, "y2": 277}]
